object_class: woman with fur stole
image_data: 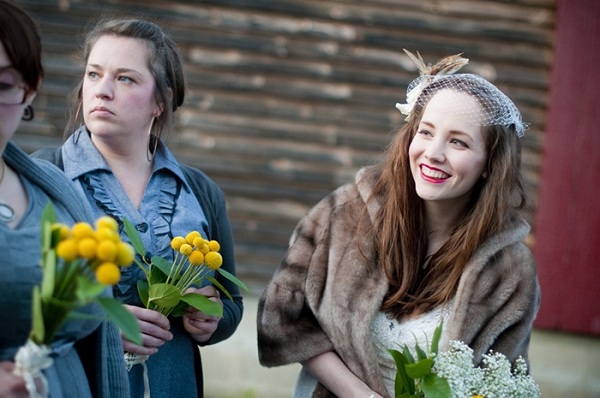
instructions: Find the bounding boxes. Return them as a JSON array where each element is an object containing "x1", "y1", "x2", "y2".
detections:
[{"x1": 257, "y1": 51, "x2": 541, "y2": 398}]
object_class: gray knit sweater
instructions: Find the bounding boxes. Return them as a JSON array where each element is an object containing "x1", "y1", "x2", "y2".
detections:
[{"x1": 4, "y1": 141, "x2": 129, "y2": 398}]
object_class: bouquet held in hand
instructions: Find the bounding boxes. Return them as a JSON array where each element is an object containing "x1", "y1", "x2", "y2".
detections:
[
  {"x1": 389, "y1": 322, "x2": 540, "y2": 398},
  {"x1": 14, "y1": 203, "x2": 141, "y2": 398},
  {"x1": 122, "y1": 218, "x2": 247, "y2": 370}
]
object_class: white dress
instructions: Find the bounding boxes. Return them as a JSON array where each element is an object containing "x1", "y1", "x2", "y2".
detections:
[{"x1": 370, "y1": 303, "x2": 454, "y2": 397}]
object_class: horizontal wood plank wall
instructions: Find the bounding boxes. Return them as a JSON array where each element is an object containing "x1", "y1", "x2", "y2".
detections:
[{"x1": 15, "y1": 0, "x2": 555, "y2": 293}]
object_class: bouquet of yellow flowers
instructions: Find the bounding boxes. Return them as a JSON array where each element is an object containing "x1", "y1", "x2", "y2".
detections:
[
  {"x1": 13, "y1": 203, "x2": 141, "y2": 398},
  {"x1": 122, "y1": 218, "x2": 247, "y2": 371},
  {"x1": 389, "y1": 323, "x2": 540, "y2": 398}
]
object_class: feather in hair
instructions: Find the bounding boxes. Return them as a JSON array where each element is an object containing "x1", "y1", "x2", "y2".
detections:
[
  {"x1": 396, "y1": 50, "x2": 469, "y2": 118},
  {"x1": 403, "y1": 49, "x2": 469, "y2": 76}
]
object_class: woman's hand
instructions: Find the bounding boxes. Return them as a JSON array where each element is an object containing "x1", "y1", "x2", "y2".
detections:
[
  {"x1": 121, "y1": 305, "x2": 173, "y2": 355},
  {"x1": 302, "y1": 351, "x2": 384, "y2": 398},
  {"x1": 182, "y1": 286, "x2": 223, "y2": 343},
  {"x1": 0, "y1": 361, "x2": 28, "y2": 398}
]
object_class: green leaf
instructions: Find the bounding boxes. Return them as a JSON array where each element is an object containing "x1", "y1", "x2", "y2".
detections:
[
  {"x1": 402, "y1": 344, "x2": 416, "y2": 363},
  {"x1": 421, "y1": 373, "x2": 451, "y2": 398},
  {"x1": 29, "y1": 286, "x2": 45, "y2": 345},
  {"x1": 168, "y1": 301, "x2": 189, "y2": 318},
  {"x1": 137, "y1": 280, "x2": 150, "y2": 308},
  {"x1": 40, "y1": 202, "x2": 57, "y2": 252},
  {"x1": 415, "y1": 341, "x2": 428, "y2": 361},
  {"x1": 76, "y1": 275, "x2": 108, "y2": 302},
  {"x1": 148, "y1": 283, "x2": 181, "y2": 310},
  {"x1": 405, "y1": 358, "x2": 434, "y2": 379},
  {"x1": 42, "y1": 297, "x2": 76, "y2": 344},
  {"x1": 216, "y1": 267, "x2": 248, "y2": 291},
  {"x1": 97, "y1": 296, "x2": 142, "y2": 346},
  {"x1": 148, "y1": 263, "x2": 168, "y2": 285},
  {"x1": 388, "y1": 349, "x2": 415, "y2": 396},
  {"x1": 431, "y1": 321, "x2": 443, "y2": 355},
  {"x1": 65, "y1": 311, "x2": 102, "y2": 321},
  {"x1": 40, "y1": 248, "x2": 56, "y2": 299},
  {"x1": 206, "y1": 276, "x2": 232, "y2": 301},
  {"x1": 54, "y1": 258, "x2": 82, "y2": 300},
  {"x1": 180, "y1": 292, "x2": 223, "y2": 317},
  {"x1": 151, "y1": 256, "x2": 174, "y2": 280},
  {"x1": 406, "y1": 359, "x2": 434, "y2": 381},
  {"x1": 122, "y1": 218, "x2": 146, "y2": 257}
]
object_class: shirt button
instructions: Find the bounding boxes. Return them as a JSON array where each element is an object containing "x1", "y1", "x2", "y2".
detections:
[{"x1": 136, "y1": 223, "x2": 149, "y2": 233}]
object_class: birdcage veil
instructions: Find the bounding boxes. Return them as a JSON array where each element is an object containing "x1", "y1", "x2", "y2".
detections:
[{"x1": 396, "y1": 50, "x2": 528, "y2": 137}]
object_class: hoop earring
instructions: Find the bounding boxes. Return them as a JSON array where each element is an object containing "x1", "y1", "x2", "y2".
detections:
[
  {"x1": 22, "y1": 105, "x2": 34, "y2": 121},
  {"x1": 71, "y1": 100, "x2": 84, "y2": 144},
  {"x1": 146, "y1": 117, "x2": 158, "y2": 162}
]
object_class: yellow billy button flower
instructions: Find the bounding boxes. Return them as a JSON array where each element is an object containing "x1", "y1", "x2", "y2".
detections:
[
  {"x1": 188, "y1": 251, "x2": 205, "y2": 266},
  {"x1": 473, "y1": 396, "x2": 485, "y2": 398},
  {"x1": 171, "y1": 236, "x2": 186, "y2": 251},
  {"x1": 179, "y1": 243, "x2": 193, "y2": 256},
  {"x1": 56, "y1": 239, "x2": 79, "y2": 262},
  {"x1": 95, "y1": 262, "x2": 121, "y2": 285},
  {"x1": 185, "y1": 231, "x2": 201, "y2": 245},
  {"x1": 96, "y1": 216, "x2": 118, "y2": 232},
  {"x1": 204, "y1": 251, "x2": 223, "y2": 270},
  {"x1": 52, "y1": 223, "x2": 71, "y2": 240},
  {"x1": 71, "y1": 222, "x2": 95, "y2": 240},
  {"x1": 116, "y1": 242, "x2": 135, "y2": 266},
  {"x1": 97, "y1": 240, "x2": 118, "y2": 262},
  {"x1": 198, "y1": 243, "x2": 210, "y2": 255},
  {"x1": 208, "y1": 240, "x2": 220, "y2": 252},
  {"x1": 78, "y1": 237, "x2": 98, "y2": 260},
  {"x1": 96, "y1": 226, "x2": 119, "y2": 243},
  {"x1": 192, "y1": 236, "x2": 208, "y2": 249}
]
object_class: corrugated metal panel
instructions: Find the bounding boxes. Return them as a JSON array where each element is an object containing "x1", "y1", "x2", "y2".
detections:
[{"x1": 14, "y1": 0, "x2": 555, "y2": 292}]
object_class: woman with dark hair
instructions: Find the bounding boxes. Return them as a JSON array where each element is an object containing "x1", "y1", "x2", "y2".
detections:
[
  {"x1": 0, "y1": 1, "x2": 128, "y2": 397},
  {"x1": 34, "y1": 18, "x2": 243, "y2": 398},
  {"x1": 257, "y1": 52, "x2": 540, "y2": 397}
]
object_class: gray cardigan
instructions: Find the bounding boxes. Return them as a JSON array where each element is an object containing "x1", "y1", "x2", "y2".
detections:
[{"x1": 5, "y1": 141, "x2": 130, "y2": 398}]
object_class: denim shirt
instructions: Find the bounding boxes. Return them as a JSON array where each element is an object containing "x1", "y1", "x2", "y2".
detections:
[{"x1": 60, "y1": 128, "x2": 210, "y2": 305}]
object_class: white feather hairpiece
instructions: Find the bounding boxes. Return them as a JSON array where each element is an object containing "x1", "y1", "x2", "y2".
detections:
[{"x1": 396, "y1": 49, "x2": 469, "y2": 119}]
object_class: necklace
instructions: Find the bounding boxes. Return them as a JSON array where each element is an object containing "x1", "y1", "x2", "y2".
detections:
[{"x1": 0, "y1": 158, "x2": 16, "y2": 223}]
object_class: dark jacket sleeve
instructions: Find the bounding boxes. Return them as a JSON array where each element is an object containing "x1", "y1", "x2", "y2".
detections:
[{"x1": 181, "y1": 165, "x2": 244, "y2": 345}]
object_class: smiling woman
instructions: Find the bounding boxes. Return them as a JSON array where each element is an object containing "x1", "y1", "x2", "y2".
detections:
[
  {"x1": 257, "y1": 51, "x2": 540, "y2": 398},
  {"x1": 409, "y1": 89, "x2": 487, "y2": 209}
]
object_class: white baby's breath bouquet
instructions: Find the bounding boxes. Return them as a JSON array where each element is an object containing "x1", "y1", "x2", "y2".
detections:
[{"x1": 389, "y1": 323, "x2": 540, "y2": 398}]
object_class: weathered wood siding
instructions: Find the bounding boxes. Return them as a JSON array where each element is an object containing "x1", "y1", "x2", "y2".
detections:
[{"x1": 15, "y1": 0, "x2": 555, "y2": 293}]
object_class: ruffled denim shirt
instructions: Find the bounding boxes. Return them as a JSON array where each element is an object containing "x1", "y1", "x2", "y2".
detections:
[
  {"x1": 61, "y1": 128, "x2": 210, "y2": 305},
  {"x1": 34, "y1": 132, "x2": 243, "y2": 397}
]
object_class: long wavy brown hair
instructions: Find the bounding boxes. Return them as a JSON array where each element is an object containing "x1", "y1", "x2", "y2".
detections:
[{"x1": 363, "y1": 79, "x2": 526, "y2": 319}]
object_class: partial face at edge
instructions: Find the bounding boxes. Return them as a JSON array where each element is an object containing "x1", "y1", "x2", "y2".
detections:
[{"x1": 0, "y1": 42, "x2": 34, "y2": 143}]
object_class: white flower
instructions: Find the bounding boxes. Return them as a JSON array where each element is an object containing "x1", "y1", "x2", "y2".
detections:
[{"x1": 432, "y1": 340, "x2": 540, "y2": 398}]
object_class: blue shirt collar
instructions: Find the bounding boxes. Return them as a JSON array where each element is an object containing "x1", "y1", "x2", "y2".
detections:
[{"x1": 62, "y1": 126, "x2": 192, "y2": 193}]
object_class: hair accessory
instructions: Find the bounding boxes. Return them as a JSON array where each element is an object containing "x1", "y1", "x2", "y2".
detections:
[{"x1": 396, "y1": 49, "x2": 528, "y2": 137}]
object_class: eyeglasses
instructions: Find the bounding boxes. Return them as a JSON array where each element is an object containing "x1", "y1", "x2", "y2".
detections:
[{"x1": 0, "y1": 82, "x2": 28, "y2": 105}]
